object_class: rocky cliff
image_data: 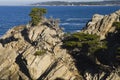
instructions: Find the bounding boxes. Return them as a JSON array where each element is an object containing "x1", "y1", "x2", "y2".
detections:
[
  {"x1": 0, "y1": 19, "x2": 80, "y2": 80},
  {"x1": 80, "y1": 10, "x2": 120, "y2": 80},
  {"x1": 0, "y1": 10, "x2": 120, "y2": 80},
  {"x1": 82, "y1": 10, "x2": 120, "y2": 39}
]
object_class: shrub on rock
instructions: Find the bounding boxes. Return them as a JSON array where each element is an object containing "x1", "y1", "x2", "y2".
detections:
[{"x1": 29, "y1": 8, "x2": 47, "y2": 26}]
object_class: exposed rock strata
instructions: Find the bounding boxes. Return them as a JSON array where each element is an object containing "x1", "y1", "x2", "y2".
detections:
[
  {"x1": 0, "y1": 10, "x2": 120, "y2": 80},
  {"x1": 0, "y1": 19, "x2": 80, "y2": 80},
  {"x1": 81, "y1": 10, "x2": 120, "y2": 80},
  {"x1": 82, "y1": 10, "x2": 120, "y2": 39}
]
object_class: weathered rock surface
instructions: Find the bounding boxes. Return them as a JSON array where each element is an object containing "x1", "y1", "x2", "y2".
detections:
[
  {"x1": 84, "y1": 68, "x2": 120, "y2": 80},
  {"x1": 82, "y1": 10, "x2": 120, "y2": 39},
  {"x1": 81, "y1": 10, "x2": 120, "y2": 80},
  {"x1": 0, "y1": 19, "x2": 80, "y2": 80},
  {"x1": 0, "y1": 10, "x2": 120, "y2": 80}
]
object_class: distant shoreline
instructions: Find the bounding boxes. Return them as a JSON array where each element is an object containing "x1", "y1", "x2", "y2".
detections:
[
  {"x1": 0, "y1": 5, "x2": 120, "y2": 7},
  {"x1": 31, "y1": 1, "x2": 120, "y2": 7},
  {"x1": 30, "y1": 4, "x2": 120, "y2": 7}
]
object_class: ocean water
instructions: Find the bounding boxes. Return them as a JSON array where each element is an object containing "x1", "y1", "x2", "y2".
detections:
[{"x1": 0, "y1": 6, "x2": 120, "y2": 36}]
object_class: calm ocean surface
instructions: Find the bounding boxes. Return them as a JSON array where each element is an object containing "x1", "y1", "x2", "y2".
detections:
[{"x1": 0, "y1": 6, "x2": 120, "y2": 36}]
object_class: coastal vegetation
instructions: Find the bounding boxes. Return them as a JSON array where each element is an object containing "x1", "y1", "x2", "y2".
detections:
[
  {"x1": 63, "y1": 32, "x2": 105, "y2": 54},
  {"x1": 34, "y1": 50, "x2": 46, "y2": 56},
  {"x1": 113, "y1": 22, "x2": 120, "y2": 30},
  {"x1": 0, "y1": 6, "x2": 120, "y2": 80},
  {"x1": 62, "y1": 25, "x2": 120, "y2": 73},
  {"x1": 29, "y1": 8, "x2": 47, "y2": 26}
]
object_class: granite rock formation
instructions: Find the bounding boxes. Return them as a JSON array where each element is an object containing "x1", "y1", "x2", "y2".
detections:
[
  {"x1": 81, "y1": 10, "x2": 120, "y2": 80},
  {"x1": 82, "y1": 10, "x2": 120, "y2": 39},
  {"x1": 0, "y1": 10, "x2": 120, "y2": 80},
  {"x1": 0, "y1": 19, "x2": 80, "y2": 80}
]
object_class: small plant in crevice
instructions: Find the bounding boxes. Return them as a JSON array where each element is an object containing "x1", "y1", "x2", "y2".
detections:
[
  {"x1": 34, "y1": 50, "x2": 46, "y2": 56},
  {"x1": 112, "y1": 22, "x2": 120, "y2": 31}
]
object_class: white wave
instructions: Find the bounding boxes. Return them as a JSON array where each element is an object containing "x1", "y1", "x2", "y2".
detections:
[
  {"x1": 60, "y1": 23, "x2": 70, "y2": 25},
  {"x1": 66, "y1": 18, "x2": 90, "y2": 21},
  {"x1": 72, "y1": 30, "x2": 81, "y2": 33},
  {"x1": 66, "y1": 18, "x2": 81, "y2": 21},
  {"x1": 71, "y1": 23, "x2": 85, "y2": 26},
  {"x1": 60, "y1": 23, "x2": 85, "y2": 26}
]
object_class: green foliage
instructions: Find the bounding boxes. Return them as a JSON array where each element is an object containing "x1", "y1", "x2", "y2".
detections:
[
  {"x1": 113, "y1": 22, "x2": 120, "y2": 31},
  {"x1": 64, "y1": 41, "x2": 82, "y2": 48},
  {"x1": 115, "y1": 47, "x2": 120, "y2": 62},
  {"x1": 63, "y1": 32, "x2": 109, "y2": 56},
  {"x1": 29, "y1": 8, "x2": 47, "y2": 26},
  {"x1": 117, "y1": 47, "x2": 120, "y2": 53},
  {"x1": 63, "y1": 32, "x2": 71, "y2": 37},
  {"x1": 72, "y1": 32, "x2": 99, "y2": 41},
  {"x1": 34, "y1": 50, "x2": 46, "y2": 56},
  {"x1": 62, "y1": 22, "x2": 120, "y2": 69}
]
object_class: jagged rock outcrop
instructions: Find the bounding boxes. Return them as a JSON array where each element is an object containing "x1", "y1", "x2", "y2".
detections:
[
  {"x1": 0, "y1": 19, "x2": 81, "y2": 80},
  {"x1": 82, "y1": 10, "x2": 120, "y2": 39},
  {"x1": 0, "y1": 10, "x2": 120, "y2": 80},
  {"x1": 84, "y1": 68, "x2": 120, "y2": 80},
  {"x1": 81, "y1": 10, "x2": 120, "y2": 80}
]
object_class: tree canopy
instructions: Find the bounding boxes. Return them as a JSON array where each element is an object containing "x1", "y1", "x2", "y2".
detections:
[
  {"x1": 63, "y1": 32, "x2": 102, "y2": 54},
  {"x1": 29, "y1": 8, "x2": 47, "y2": 26}
]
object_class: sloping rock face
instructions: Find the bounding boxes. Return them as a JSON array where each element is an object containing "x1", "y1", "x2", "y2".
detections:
[
  {"x1": 81, "y1": 10, "x2": 120, "y2": 80},
  {"x1": 1, "y1": 10, "x2": 120, "y2": 80},
  {"x1": 82, "y1": 10, "x2": 120, "y2": 39},
  {"x1": 83, "y1": 66, "x2": 120, "y2": 80},
  {"x1": 0, "y1": 19, "x2": 80, "y2": 80}
]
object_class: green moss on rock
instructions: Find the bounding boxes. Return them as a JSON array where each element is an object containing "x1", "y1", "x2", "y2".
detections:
[{"x1": 34, "y1": 50, "x2": 46, "y2": 56}]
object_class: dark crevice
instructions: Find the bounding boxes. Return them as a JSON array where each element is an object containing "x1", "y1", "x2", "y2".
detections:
[
  {"x1": 21, "y1": 28, "x2": 40, "y2": 46},
  {"x1": 72, "y1": 52, "x2": 99, "y2": 75},
  {"x1": 0, "y1": 36, "x2": 18, "y2": 46},
  {"x1": 15, "y1": 54, "x2": 32, "y2": 80},
  {"x1": 37, "y1": 61, "x2": 58, "y2": 80},
  {"x1": 21, "y1": 28, "x2": 31, "y2": 44},
  {"x1": 19, "y1": 75, "x2": 22, "y2": 80},
  {"x1": 100, "y1": 72, "x2": 110, "y2": 80}
]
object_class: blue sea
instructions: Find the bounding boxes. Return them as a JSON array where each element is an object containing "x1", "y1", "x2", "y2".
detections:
[{"x1": 0, "y1": 6, "x2": 120, "y2": 36}]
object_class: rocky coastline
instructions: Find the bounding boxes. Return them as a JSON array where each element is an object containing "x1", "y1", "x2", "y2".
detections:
[{"x1": 0, "y1": 10, "x2": 120, "y2": 80}]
